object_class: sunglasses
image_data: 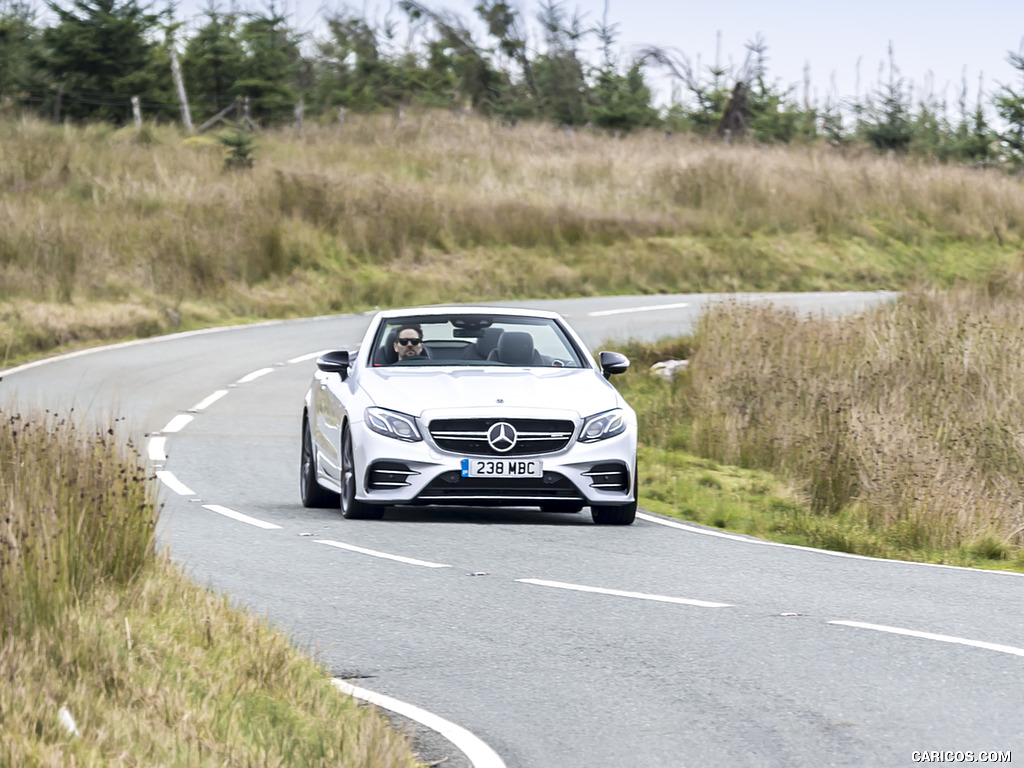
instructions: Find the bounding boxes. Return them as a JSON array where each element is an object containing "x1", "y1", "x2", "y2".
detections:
[{"x1": 396, "y1": 337, "x2": 422, "y2": 346}]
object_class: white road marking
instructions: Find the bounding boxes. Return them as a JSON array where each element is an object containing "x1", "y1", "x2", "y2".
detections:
[
  {"x1": 315, "y1": 539, "x2": 451, "y2": 569},
  {"x1": 235, "y1": 367, "x2": 275, "y2": 384},
  {"x1": 161, "y1": 414, "x2": 194, "y2": 433},
  {"x1": 155, "y1": 470, "x2": 195, "y2": 497},
  {"x1": 202, "y1": 504, "x2": 282, "y2": 530},
  {"x1": 637, "y1": 512, "x2": 785, "y2": 544},
  {"x1": 148, "y1": 436, "x2": 167, "y2": 463},
  {"x1": 636, "y1": 512, "x2": 1024, "y2": 576},
  {"x1": 830, "y1": 621, "x2": 1024, "y2": 658},
  {"x1": 288, "y1": 349, "x2": 333, "y2": 364},
  {"x1": 332, "y1": 679, "x2": 506, "y2": 768},
  {"x1": 191, "y1": 389, "x2": 228, "y2": 411},
  {"x1": 587, "y1": 301, "x2": 690, "y2": 317},
  {"x1": 517, "y1": 578, "x2": 731, "y2": 608}
]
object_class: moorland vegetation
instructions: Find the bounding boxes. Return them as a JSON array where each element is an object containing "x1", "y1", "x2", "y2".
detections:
[{"x1": 4, "y1": 105, "x2": 1024, "y2": 762}]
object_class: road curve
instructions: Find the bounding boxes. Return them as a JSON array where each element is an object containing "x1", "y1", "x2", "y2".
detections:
[{"x1": 4, "y1": 292, "x2": 1022, "y2": 768}]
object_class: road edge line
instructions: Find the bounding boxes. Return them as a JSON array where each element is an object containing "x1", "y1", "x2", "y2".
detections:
[{"x1": 332, "y1": 679, "x2": 506, "y2": 768}]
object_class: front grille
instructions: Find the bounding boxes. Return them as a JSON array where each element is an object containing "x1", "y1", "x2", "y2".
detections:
[
  {"x1": 584, "y1": 462, "x2": 630, "y2": 492},
  {"x1": 416, "y1": 471, "x2": 583, "y2": 504},
  {"x1": 429, "y1": 418, "x2": 575, "y2": 456}
]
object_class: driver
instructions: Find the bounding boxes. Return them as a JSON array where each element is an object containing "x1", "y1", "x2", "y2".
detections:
[{"x1": 393, "y1": 324, "x2": 426, "y2": 361}]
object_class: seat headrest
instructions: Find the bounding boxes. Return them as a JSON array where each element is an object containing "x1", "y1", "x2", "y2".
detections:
[
  {"x1": 476, "y1": 327, "x2": 503, "y2": 355},
  {"x1": 380, "y1": 330, "x2": 398, "y2": 365},
  {"x1": 495, "y1": 331, "x2": 535, "y2": 365}
]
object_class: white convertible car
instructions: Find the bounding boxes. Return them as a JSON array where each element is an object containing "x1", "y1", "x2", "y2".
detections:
[{"x1": 300, "y1": 306, "x2": 638, "y2": 524}]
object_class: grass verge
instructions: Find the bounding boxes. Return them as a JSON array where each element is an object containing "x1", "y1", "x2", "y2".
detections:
[
  {"x1": 615, "y1": 276, "x2": 1024, "y2": 572},
  {"x1": 0, "y1": 411, "x2": 421, "y2": 766}
]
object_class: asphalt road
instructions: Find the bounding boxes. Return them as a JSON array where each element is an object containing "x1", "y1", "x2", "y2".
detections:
[{"x1": 4, "y1": 292, "x2": 1022, "y2": 768}]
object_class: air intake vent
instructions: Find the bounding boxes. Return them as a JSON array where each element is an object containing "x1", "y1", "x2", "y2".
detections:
[
  {"x1": 366, "y1": 462, "x2": 418, "y2": 491},
  {"x1": 583, "y1": 463, "x2": 630, "y2": 492}
]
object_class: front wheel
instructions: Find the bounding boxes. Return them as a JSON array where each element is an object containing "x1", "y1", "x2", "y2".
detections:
[
  {"x1": 591, "y1": 503, "x2": 636, "y2": 525},
  {"x1": 301, "y1": 418, "x2": 339, "y2": 508},
  {"x1": 341, "y1": 423, "x2": 384, "y2": 520}
]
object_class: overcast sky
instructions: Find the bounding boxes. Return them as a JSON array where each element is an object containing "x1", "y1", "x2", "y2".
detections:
[{"x1": 176, "y1": 0, "x2": 1024, "y2": 109}]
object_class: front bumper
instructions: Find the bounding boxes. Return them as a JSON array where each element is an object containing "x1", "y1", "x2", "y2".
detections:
[{"x1": 352, "y1": 424, "x2": 636, "y2": 507}]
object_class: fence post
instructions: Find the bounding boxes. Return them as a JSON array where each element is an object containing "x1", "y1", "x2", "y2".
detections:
[
  {"x1": 168, "y1": 45, "x2": 193, "y2": 134},
  {"x1": 294, "y1": 98, "x2": 303, "y2": 135},
  {"x1": 131, "y1": 96, "x2": 142, "y2": 127},
  {"x1": 53, "y1": 83, "x2": 63, "y2": 124}
]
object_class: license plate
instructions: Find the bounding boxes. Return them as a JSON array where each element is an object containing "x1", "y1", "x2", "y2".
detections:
[{"x1": 461, "y1": 458, "x2": 543, "y2": 478}]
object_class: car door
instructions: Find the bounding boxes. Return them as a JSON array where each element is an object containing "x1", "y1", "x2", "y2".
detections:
[{"x1": 312, "y1": 366, "x2": 347, "y2": 486}]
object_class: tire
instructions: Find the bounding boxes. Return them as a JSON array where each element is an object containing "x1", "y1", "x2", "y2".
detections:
[
  {"x1": 341, "y1": 423, "x2": 385, "y2": 520},
  {"x1": 590, "y1": 469, "x2": 638, "y2": 526},
  {"x1": 301, "y1": 418, "x2": 340, "y2": 508},
  {"x1": 591, "y1": 503, "x2": 636, "y2": 525}
]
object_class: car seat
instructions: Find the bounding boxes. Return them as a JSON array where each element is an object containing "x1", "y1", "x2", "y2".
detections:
[
  {"x1": 486, "y1": 331, "x2": 543, "y2": 365},
  {"x1": 378, "y1": 330, "x2": 399, "y2": 365},
  {"x1": 462, "y1": 327, "x2": 504, "y2": 360}
]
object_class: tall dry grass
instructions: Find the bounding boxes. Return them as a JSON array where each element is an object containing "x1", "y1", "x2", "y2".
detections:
[
  {"x1": 0, "y1": 409, "x2": 421, "y2": 765},
  {"x1": 2, "y1": 111, "x2": 1023, "y2": 361},
  {"x1": 682, "y1": 269, "x2": 1024, "y2": 555},
  {"x1": 0, "y1": 411, "x2": 156, "y2": 637}
]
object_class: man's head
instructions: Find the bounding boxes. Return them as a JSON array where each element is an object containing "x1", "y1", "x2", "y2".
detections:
[{"x1": 393, "y1": 324, "x2": 423, "y2": 360}]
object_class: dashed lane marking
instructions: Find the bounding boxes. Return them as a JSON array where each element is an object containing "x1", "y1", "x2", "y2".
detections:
[
  {"x1": 203, "y1": 504, "x2": 282, "y2": 530},
  {"x1": 587, "y1": 301, "x2": 690, "y2": 317},
  {"x1": 315, "y1": 539, "x2": 452, "y2": 569},
  {"x1": 155, "y1": 470, "x2": 195, "y2": 497},
  {"x1": 517, "y1": 578, "x2": 732, "y2": 608},
  {"x1": 830, "y1": 621, "x2": 1024, "y2": 658}
]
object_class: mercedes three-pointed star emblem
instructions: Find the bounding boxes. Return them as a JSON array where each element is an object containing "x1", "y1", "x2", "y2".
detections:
[{"x1": 487, "y1": 421, "x2": 517, "y2": 453}]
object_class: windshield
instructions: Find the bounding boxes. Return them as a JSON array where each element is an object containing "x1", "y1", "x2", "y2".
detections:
[{"x1": 371, "y1": 314, "x2": 587, "y2": 368}]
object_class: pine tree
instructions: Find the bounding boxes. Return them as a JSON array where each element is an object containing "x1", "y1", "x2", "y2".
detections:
[
  {"x1": 995, "y1": 50, "x2": 1024, "y2": 167},
  {"x1": 234, "y1": 7, "x2": 305, "y2": 123},
  {"x1": 40, "y1": 0, "x2": 164, "y2": 122},
  {"x1": 533, "y1": 0, "x2": 588, "y2": 126},
  {"x1": 0, "y1": 0, "x2": 41, "y2": 104},
  {"x1": 859, "y1": 44, "x2": 913, "y2": 153},
  {"x1": 183, "y1": 7, "x2": 246, "y2": 120},
  {"x1": 589, "y1": 11, "x2": 657, "y2": 132}
]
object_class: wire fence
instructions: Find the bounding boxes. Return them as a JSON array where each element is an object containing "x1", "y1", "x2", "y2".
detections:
[{"x1": 3, "y1": 86, "x2": 258, "y2": 126}]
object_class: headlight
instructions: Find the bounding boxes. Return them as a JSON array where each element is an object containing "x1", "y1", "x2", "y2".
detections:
[
  {"x1": 365, "y1": 407, "x2": 422, "y2": 442},
  {"x1": 580, "y1": 409, "x2": 627, "y2": 442}
]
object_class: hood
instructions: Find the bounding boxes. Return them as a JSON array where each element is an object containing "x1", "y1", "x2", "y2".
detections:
[{"x1": 362, "y1": 366, "x2": 622, "y2": 419}]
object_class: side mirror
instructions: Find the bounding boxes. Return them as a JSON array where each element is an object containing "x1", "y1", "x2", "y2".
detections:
[
  {"x1": 599, "y1": 351, "x2": 630, "y2": 379},
  {"x1": 317, "y1": 350, "x2": 351, "y2": 379}
]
